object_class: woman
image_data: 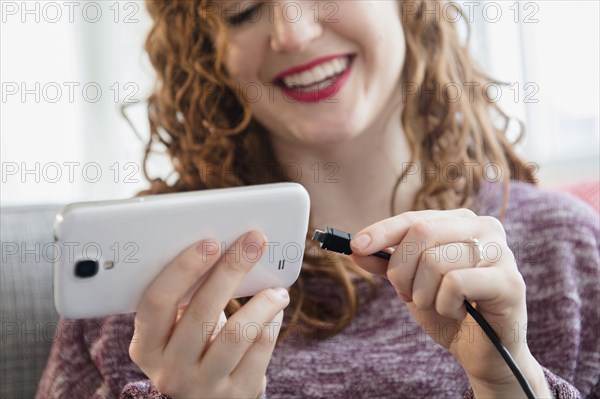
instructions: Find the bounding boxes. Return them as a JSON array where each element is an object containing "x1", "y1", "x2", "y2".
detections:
[{"x1": 37, "y1": 1, "x2": 599, "y2": 398}]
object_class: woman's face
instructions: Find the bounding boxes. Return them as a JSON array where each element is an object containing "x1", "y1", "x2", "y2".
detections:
[{"x1": 219, "y1": 0, "x2": 405, "y2": 148}]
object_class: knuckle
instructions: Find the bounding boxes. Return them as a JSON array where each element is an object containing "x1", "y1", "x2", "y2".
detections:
[
  {"x1": 368, "y1": 223, "x2": 385, "y2": 241},
  {"x1": 441, "y1": 270, "x2": 463, "y2": 294},
  {"x1": 419, "y1": 248, "x2": 439, "y2": 272},
  {"x1": 480, "y1": 216, "x2": 505, "y2": 237},
  {"x1": 128, "y1": 343, "x2": 142, "y2": 365},
  {"x1": 222, "y1": 246, "x2": 255, "y2": 275},
  {"x1": 259, "y1": 289, "x2": 284, "y2": 306},
  {"x1": 411, "y1": 220, "x2": 434, "y2": 240},
  {"x1": 412, "y1": 290, "x2": 433, "y2": 309},
  {"x1": 172, "y1": 256, "x2": 198, "y2": 276},
  {"x1": 254, "y1": 326, "x2": 276, "y2": 349},
  {"x1": 243, "y1": 321, "x2": 266, "y2": 343},
  {"x1": 141, "y1": 287, "x2": 171, "y2": 311},
  {"x1": 434, "y1": 298, "x2": 452, "y2": 318},
  {"x1": 386, "y1": 263, "x2": 400, "y2": 282},
  {"x1": 402, "y1": 212, "x2": 421, "y2": 226},
  {"x1": 221, "y1": 324, "x2": 242, "y2": 345},
  {"x1": 509, "y1": 270, "x2": 527, "y2": 295},
  {"x1": 497, "y1": 242, "x2": 514, "y2": 263},
  {"x1": 186, "y1": 303, "x2": 209, "y2": 324},
  {"x1": 457, "y1": 208, "x2": 477, "y2": 217},
  {"x1": 386, "y1": 268, "x2": 410, "y2": 296},
  {"x1": 224, "y1": 258, "x2": 253, "y2": 276}
]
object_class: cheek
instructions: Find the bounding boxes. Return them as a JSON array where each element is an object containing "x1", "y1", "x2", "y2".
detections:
[
  {"x1": 335, "y1": 2, "x2": 404, "y2": 69},
  {"x1": 223, "y1": 46, "x2": 272, "y2": 123},
  {"x1": 224, "y1": 37, "x2": 264, "y2": 85},
  {"x1": 225, "y1": 52, "x2": 249, "y2": 84},
  {"x1": 368, "y1": 11, "x2": 405, "y2": 79}
]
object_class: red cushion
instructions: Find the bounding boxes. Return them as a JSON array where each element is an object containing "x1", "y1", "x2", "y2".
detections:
[{"x1": 557, "y1": 180, "x2": 600, "y2": 213}]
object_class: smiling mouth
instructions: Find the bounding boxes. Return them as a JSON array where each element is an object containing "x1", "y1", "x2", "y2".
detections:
[{"x1": 274, "y1": 55, "x2": 356, "y2": 91}]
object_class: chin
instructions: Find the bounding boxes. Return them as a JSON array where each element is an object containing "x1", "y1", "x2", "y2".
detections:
[
  {"x1": 300, "y1": 127, "x2": 360, "y2": 147},
  {"x1": 266, "y1": 113, "x2": 365, "y2": 147}
]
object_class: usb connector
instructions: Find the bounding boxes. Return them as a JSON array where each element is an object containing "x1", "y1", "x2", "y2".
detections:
[{"x1": 312, "y1": 226, "x2": 391, "y2": 260}]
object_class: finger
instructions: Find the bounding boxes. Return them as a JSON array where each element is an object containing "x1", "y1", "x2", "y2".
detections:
[
  {"x1": 387, "y1": 216, "x2": 502, "y2": 297},
  {"x1": 349, "y1": 248, "x2": 394, "y2": 278},
  {"x1": 165, "y1": 230, "x2": 267, "y2": 364},
  {"x1": 350, "y1": 208, "x2": 476, "y2": 255},
  {"x1": 210, "y1": 311, "x2": 228, "y2": 343},
  {"x1": 229, "y1": 309, "x2": 285, "y2": 389},
  {"x1": 435, "y1": 267, "x2": 526, "y2": 321},
  {"x1": 202, "y1": 288, "x2": 289, "y2": 378},
  {"x1": 132, "y1": 238, "x2": 222, "y2": 360},
  {"x1": 176, "y1": 306, "x2": 228, "y2": 344},
  {"x1": 410, "y1": 243, "x2": 479, "y2": 307}
]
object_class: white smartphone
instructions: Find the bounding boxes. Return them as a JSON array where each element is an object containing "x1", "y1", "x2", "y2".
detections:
[{"x1": 53, "y1": 182, "x2": 311, "y2": 319}]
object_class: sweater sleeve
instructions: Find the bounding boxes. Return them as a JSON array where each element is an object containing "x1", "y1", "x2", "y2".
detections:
[
  {"x1": 36, "y1": 314, "x2": 270, "y2": 399},
  {"x1": 119, "y1": 381, "x2": 268, "y2": 399},
  {"x1": 120, "y1": 380, "x2": 172, "y2": 399},
  {"x1": 36, "y1": 314, "x2": 157, "y2": 398},
  {"x1": 462, "y1": 185, "x2": 600, "y2": 398},
  {"x1": 462, "y1": 366, "x2": 582, "y2": 399},
  {"x1": 35, "y1": 317, "x2": 109, "y2": 398},
  {"x1": 517, "y1": 192, "x2": 600, "y2": 397}
]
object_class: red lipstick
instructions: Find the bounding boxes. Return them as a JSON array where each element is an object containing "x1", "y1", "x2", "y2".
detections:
[{"x1": 273, "y1": 54, "x2": 355, "y2": 104}]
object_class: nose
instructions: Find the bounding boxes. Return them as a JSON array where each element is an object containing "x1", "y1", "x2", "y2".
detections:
[{"x1": 270, "y1": 1, "x2": 322, "y2": 53}]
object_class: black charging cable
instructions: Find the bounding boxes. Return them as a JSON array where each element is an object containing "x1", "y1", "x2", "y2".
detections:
[{"x1": 312, "y1": 226, "x2": 537, "y2": 399}]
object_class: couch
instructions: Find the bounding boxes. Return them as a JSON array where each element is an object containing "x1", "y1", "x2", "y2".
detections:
[{"x1": 2, "y1": 205, "x2": 63, "y2": 398}]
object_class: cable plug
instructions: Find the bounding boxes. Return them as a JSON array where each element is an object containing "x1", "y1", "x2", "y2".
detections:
[{"x1": 312, "y1": 226, "x2": 391, "y2": 260}]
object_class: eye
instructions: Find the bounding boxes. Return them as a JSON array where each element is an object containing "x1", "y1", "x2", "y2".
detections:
[{"x1": 226, "y1": 3, "x2": 262, "y2": 27}]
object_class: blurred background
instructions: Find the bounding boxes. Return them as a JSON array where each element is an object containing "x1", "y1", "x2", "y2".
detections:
[{"x1": 2, "y1": 0, "x2": 599, "y2": 206}]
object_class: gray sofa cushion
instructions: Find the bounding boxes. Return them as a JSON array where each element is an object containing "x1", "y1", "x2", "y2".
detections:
[{"x1": 1, "y1": 205, "x2": 63, "y2": 399}]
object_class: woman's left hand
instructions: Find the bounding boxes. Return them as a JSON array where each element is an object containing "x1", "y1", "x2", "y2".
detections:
[{"x1": 349, "y1": 209, "x2": 551, "y2": 397}]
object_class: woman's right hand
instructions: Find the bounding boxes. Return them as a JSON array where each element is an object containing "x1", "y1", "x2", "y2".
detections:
[{"x1": 129, "y1": 230, "x2": 290, "y2": 399}]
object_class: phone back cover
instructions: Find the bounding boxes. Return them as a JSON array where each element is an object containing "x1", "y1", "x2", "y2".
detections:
[{"x1": 53, "y1": 182, "x2": 310, "y2": 318}]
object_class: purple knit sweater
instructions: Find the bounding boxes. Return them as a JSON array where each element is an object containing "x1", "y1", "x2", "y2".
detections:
[{"x1": 36, "y1": 181, "x2": 600, "y2": 398}]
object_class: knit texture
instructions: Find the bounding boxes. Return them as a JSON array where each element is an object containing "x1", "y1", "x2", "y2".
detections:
[{"x1": 36, "y1": 181, "x2": 600, "y2": 398}]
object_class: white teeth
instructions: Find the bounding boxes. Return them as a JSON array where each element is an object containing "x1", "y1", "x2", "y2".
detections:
[
  {"x1": 322, "y1": 63, "x2": 335, "y2": 78},
  {"x1": 312, "y1": 66, "x2": 327, "y2": 82},
  {"x1": 305, "y1": 70, "x2": 317, "y2": 86},
  {"x1": 303, "y1": 78, "x2": 336, "y2": 92},
  {"x1": 334, "y1": 58, "x2": 347, "y2": 73},
  {"x1": 282, "y1": 56, "x2": 351, "y2": 89},
  {"x1": 338, "y1": 58, "x2": 350, "y2": 71}
]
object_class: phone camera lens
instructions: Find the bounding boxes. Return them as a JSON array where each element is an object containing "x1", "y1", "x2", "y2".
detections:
[{"x1": 74, "y1": 260, "x2": 98, "y2": 278}]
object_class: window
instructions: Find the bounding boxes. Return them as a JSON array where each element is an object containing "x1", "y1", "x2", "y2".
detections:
[{"x1": 2, "y1": 1, "x2": 598, "y2": 205}]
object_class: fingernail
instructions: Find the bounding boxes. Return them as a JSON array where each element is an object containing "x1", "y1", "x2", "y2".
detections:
[
  {"x1": 243, "y1": 231, "x2": 265, "y2": 256},
  {"x1": 196, "y1": 240, "x2": 209, "y2": 254},
  {"x1": 352, "y1": 233, "x2": 371, "y2": 251},
  {"x1": 273, "y1": 287, "x2": 289, "y2": 299}
]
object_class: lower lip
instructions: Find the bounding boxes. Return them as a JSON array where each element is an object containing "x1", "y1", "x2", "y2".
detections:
[{"x1": 276, "y1": 56, "x2": 355, "y2": 104}]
